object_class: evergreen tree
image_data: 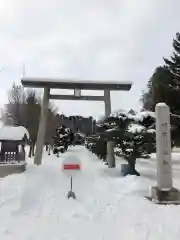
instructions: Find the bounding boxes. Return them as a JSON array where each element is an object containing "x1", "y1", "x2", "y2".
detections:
[
  {"x1": 164, "y1": 32, "x2": 180, "y2": 81},
  {"x1": 141, "y1": 67, "x2": 175, "y2": 111},
  {"x1": 141, "y1": 32, "x2": 180, "y2": 114}
]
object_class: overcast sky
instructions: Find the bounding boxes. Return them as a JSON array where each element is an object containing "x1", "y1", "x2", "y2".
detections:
[{"x1": 0, "y1": 0, "x2": 179, "y2": 119}]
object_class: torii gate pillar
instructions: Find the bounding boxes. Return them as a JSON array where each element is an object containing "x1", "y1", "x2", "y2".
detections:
[
  {"x1": 104, "y1": 90, "x2": 115, "y2": 168},
  {"x1": 104, "y1": 90, "x2": 111, "y2": 117},
  {"x1": 34, "y1": 88, "x2": 50, "y2": 165}
]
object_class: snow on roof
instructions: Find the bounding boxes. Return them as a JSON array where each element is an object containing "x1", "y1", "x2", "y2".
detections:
[{"x1": 0, "y1": 126, "x2": 29, "y2": 141}]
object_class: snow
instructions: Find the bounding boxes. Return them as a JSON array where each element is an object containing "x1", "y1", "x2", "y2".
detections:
[
  {"x1": 156, "y1": 102, "x2": 168, "y2": 107},
  {"x1": 0, "y1": 126, "x2": 29, "y2": 141},
  {"x1": 110, "y1": 110, "x2": 155, "y2": 122},
  {"x1": 128, "y1": 123, "x2": 155, "y2": 134},
  {"x1": 22, "y1": 77, "x2": 132, "y2": 86},
  {"x1": 130, "y1": 111, "x2": 156, "y2": 122},
  {"x1": 128, "y1": 124, "x2": 145, "y2": 133},
  {"x1": 138, "y1": 111, "x2": 155, "y2": 119},
  {"x1": 78, "y1": 132, "x2": 86, "y2": 137},
  {"x1": 0, "y1": 146, "x2": 180, "y2": 239},
  {"x1": 0, "y1": 162, "x2": 26, "y2": 166},
  {"x1": 147, "y1": 129, "x2": 156, "y2": 133},
  {"x1": 110, "y1": 109, "x2": 129, "y2": 117},
  {"x1": 105, "y1": 128, "x2": 116, "y2": 132}
]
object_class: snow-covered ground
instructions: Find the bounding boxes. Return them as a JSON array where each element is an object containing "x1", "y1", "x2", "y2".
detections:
[{"x1": 0, "y1": 146, "x2": 180, "y2": 239}]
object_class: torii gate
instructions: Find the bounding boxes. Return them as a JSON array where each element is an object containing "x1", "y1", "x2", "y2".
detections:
[{"x1": 21, "y1": 78, "x2": 132, "y2": 166}]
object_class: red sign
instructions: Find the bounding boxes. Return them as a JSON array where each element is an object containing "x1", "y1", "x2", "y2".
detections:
[
  {"x1": 62, "y1": 156, "x2": 81, "y2": 176},
  {"x1": 63, "y1": 164, "x2": 81, "y2": 170}
]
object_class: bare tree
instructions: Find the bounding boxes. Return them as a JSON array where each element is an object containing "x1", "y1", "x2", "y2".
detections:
[
  {"x1": 4, "y1": 83, "x2": 58, "y2": 158},
  {"x1": 5, "y1": 83, "x2": 25, "y2": 125},
  {"x1": 24, "y1": 89, "x2": 41, "y2": 157}
]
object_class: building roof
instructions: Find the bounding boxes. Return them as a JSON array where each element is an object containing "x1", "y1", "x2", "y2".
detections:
[{"x1": 0, "y1": 126, "x2": 29, "y2": 141}]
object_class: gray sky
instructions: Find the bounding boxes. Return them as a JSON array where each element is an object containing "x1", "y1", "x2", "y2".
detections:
[{"x1": 0, "y1": 0, "x2": 179, "y2": 119}]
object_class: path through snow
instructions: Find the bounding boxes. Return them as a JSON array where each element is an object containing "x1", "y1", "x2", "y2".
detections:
[{"x1": 0, "y1": 146, "x2": 180, "y2": 239}]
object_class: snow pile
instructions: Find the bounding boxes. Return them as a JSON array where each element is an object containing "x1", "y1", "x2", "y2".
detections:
[
  {"x1": 0, "y1": 126, "x2": 29, "y2": 141},
  {"x1": 0, "y1": 146, "x2": 180, "y2": 239}
]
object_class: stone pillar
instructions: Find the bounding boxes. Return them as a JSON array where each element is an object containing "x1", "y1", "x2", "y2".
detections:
[
  {"x1": 34, "y1": 88, "x2": 50, "y2": 165},
  {"x1": 155, "y1": 103, "x2": 172, "y2": 190},
  {"x1": 104, "y1": 90, "x2": 115, "y2": 168},
  {"x1": 107, "y1": 141, "x2": 116, "y2": 168},
  {"x1": 104, "y1": 90, "x2": 111, "y2": 117},
  {"x1": 148, "y1": 103, "x2": 180, "y2": 203}
]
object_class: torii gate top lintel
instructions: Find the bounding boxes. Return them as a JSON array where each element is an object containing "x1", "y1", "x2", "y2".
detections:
[{"x1": 21, "y1": 77, "x2": 132, "y2": 91}]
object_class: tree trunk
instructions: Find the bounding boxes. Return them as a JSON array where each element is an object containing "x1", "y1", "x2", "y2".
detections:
[
  {"x1": 127, "y1": 157, "x2": 140, "y2": 176},
  {"x1": 28, "y1": 145, "x2": 32, "y2": 158},
  {"x1": 107, "y1": 141, "x2": 115, "y2": 168},
  {"x1": 48, "y1": 145, "x2": 51, "y2": 155},
  {"x1": 45, "y1": 144, "x2": 48, "y2": 151},
  {"x1": 21, "y1": 144, "x2": 26, "y2": 161},
  {"x1": 32, "y1": 143, "x2": 35, "y2": 156}
]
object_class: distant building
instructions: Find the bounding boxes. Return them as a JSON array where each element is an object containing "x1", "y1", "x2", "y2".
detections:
[{"x1": 56, "y1": 114, "x2": 96, "y2": 135}]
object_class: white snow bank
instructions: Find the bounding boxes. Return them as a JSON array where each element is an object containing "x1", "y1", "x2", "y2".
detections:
[
  {"x1": 0, "y1": 146, "x2": 180, "y2": 239},
  {"x1": 0, "y1": 126, "x2": 29, "y2": 141}
]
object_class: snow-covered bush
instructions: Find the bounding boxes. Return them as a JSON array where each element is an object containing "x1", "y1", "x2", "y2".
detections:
[
  {"x1": 106, "y1": 111, "x2": 156, "y2": 175},
  {"x1": 52, "y1": 125, "x2": 74, "y2": 155},
  {"x1": 86, "y1": 110, "x2": 156, "y2": 176},
  {"x1": 85, "y1": 134, "x2": 107, "y2": 160}
]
